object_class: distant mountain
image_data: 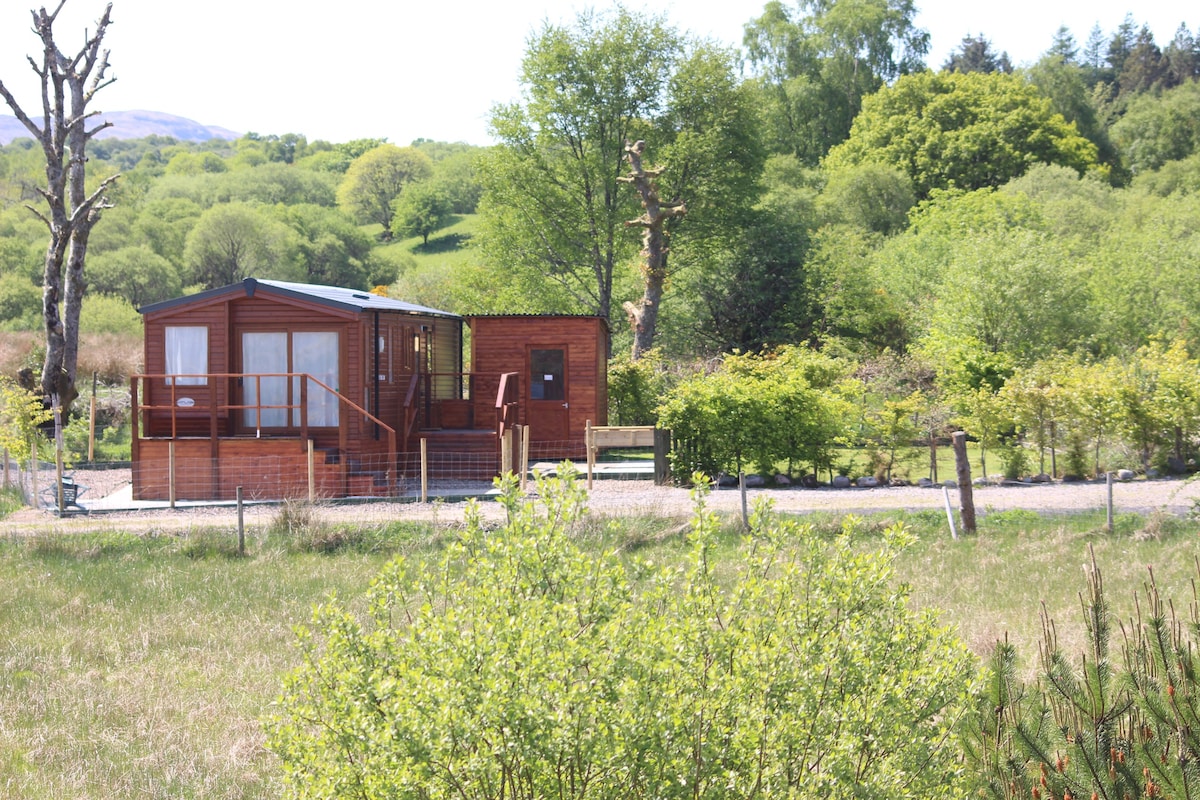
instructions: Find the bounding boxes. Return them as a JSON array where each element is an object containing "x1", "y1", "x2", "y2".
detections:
[{"x1": 0, "y1": 110, "x2": 240, "y2": 145}]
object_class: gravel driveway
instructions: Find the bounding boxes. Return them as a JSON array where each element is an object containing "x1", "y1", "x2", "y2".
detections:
[{"x1": 3, "y1": 467, "x2": 1198, "y2": 533}]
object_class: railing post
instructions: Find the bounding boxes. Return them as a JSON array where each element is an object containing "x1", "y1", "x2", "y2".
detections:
[
  {"x1": 169, "y1": 439, "x2": 176, "y2": 509},
  {"x1": 501, "y1": 428, "x2": 513, "y2": 479},
  {"x1": 299, "y1": 375, "x2": 308, "y2": 446}
]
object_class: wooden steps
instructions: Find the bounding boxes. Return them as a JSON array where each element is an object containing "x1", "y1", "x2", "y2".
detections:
[{"x1": 417, "y1": 429, "x2": 499, "y2": 481}]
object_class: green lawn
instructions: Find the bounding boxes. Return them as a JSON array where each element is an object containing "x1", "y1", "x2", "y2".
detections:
[{"x1": 1, "y1": 501, "x2": 1196, "y2": 798}]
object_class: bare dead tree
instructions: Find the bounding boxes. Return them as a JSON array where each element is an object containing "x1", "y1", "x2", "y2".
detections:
[
  {"x1": 0, "y1": 1, "x2": 119, "y2": 412},
  {"x1": 619, "y1": 139, "x2": 685, "y2": 361}
]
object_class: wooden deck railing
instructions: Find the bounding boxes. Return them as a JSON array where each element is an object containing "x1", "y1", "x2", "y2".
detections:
[
  {"x1": 495, "y1": 371, "x2": 519, "y2": 442},
  {"x1": 131, "y1": 372, "x2": 397, "y2": 493}
]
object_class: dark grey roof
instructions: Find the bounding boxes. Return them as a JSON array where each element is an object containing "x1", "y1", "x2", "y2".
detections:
[{"x1": 139, "y1": 277, "x2": 461, "y2": 319}]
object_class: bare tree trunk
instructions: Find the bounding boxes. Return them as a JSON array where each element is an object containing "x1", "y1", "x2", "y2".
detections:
[
  {"x1": 620, "y1": 140, "x2": 685, "y2": 360},
  {"x1": 0, "y1": 2, "x2": 119, "y2": 414}
]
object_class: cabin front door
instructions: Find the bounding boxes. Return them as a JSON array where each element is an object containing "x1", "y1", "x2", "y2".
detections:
[{"x1": 527, "y1": 346, "x2": 570, "y2": 442}]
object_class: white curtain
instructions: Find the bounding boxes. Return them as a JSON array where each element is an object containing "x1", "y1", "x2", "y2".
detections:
[
  {"x1": 165, "y1": 326, "x2": 207, "y2": 385},
  {"x1": 242, "y1": 332, "x2": 288, "y2": 427},
  {"x1": 293, "y1": 332, "x2": 339, "y2": 427}
]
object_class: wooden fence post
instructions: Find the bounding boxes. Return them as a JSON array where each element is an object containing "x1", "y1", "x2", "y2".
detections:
[
  {"x1": 236, "y1": 486, "x2": 245, "y2": 556},
  {"x1": 586, "y1": 420, "x2": 594, "y2": 489},
  {"x1": 169, "y1": 440, "x2": 176, "y2": 510},
  {"x1": 501, "y1": 428, "x2": 513, "y2": 478},
  {"x1": 520, "y1": 425, "x2": 530, "y2": 492},
  {"x1": 307, "y1": 439, "x2": 315, "y2": 503},
  {"x1": 420, "y1": 438, "x2": 428, "y2": 503},
  {"x1": 952, "y1": 431, "x2": 976, "y2": 534},
  {"x1": 1106, "y1": 472, "x2": 1114, "y2": 533},
  {"x1": 653, "y1": 428, "x2": 671, "y2": 486}
]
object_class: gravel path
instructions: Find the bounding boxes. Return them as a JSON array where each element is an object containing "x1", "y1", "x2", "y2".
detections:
[{"x1": 3, "y1": 468, "x2": 1198, "y2": 534}]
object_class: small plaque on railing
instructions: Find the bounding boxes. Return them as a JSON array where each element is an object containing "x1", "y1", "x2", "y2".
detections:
[{"x1": 176, "y1": 397, "x2": 195, "y2": 407}]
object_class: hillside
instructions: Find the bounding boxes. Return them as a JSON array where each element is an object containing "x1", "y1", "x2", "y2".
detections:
[{"x1": 0, "y1": 109, "x2": 238, "y2": 144}]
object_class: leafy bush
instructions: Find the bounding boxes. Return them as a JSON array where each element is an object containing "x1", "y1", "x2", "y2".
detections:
[
  {"x1": 268, "y1": 470, "x2": 976, "y2": 800},
  {"x1": 658, "y1": 347, "x2": 857, "y2": 479},
  {"x1": 607, "y1": 349, "x2": 669, "y2": 426}
]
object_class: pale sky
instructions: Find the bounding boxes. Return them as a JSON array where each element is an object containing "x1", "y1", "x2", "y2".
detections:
[{"x1": 0, "y1": 0, "x2": 1190, "y2": 146}]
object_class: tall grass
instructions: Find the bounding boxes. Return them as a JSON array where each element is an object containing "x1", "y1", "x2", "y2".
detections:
[{"x1": 0, "y1": 505, "x2": 1196, "y2": 797}]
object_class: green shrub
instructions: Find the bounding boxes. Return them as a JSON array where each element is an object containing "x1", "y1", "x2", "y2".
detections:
[
  {"x1": 268, "y1": 471, "x2": 975, "y2": 800},
  {"x1": 607, "y1": 349, "x2": 669, "y2": 426}
]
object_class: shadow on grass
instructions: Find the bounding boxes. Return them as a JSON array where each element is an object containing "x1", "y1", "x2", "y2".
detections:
[{"x1": 413, "y1": 229, "x2": 472, "y2": 255}]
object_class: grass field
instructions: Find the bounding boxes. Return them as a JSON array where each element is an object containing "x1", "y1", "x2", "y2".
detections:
[{"x1": 0, "y1": 500, "x2": 1197, "y2": 798}]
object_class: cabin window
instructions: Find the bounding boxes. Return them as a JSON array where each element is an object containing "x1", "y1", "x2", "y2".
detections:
[
  {"x1": 165, "y1": 326, "x2": 208, "y2": 385},
  {"x1": 530, "y1": 349, "x2": 565, "y2": 400}
]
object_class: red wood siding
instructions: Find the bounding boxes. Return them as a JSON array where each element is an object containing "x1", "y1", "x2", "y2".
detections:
[{"x1": 468, "y1": 316, "x2": 608, "y2": 440}]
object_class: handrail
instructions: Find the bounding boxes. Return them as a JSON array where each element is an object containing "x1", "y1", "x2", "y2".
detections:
[
  {"x1": 131, "y1": 372, "x2": 396, "y2": 444},
  {"x1": 495, "y1": 371, "x2": 520, "y2": 435},
  {"x1": 400, "y1": 371, "x2": 420, "y2": 451}
]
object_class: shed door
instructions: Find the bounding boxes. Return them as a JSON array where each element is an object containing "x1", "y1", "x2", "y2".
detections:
[{"x1": 527, "y1": 347, "x2": 569, "y2": 442}]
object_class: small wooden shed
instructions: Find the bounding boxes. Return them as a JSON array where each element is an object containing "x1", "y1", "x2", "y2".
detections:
[
  {"x1": 131, "y1": 280, "x2": 608, "y2": 500},
  {"x1": 466, "y1": 314, "x2": 609, "y2": 449}
]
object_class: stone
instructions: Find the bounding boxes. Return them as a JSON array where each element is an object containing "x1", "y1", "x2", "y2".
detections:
[
  {"x1": 1032, "y1": 473, "x2": 1051, "y2": 483},
  {"x1": 917, "y1": 477, "x2": 934, "y2": 488},
  {"x1": 744, "y1": 474, "x2": 766, "y2": 488},
  {"x1": 855, "y1": 476, "x2": 879, "y2": 488},
  {"x1": 1117, "y1": 468, "x2": 1135, "y2": 481},
  {"x1": 832, "y1": 475, "x2": 852, "y2": 489},
  {"x1": 774, "y1": 473, "x2": 791, "y2": 486}
]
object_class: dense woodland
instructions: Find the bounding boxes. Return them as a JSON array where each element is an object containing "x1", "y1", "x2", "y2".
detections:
[{"x1": 3, "y1": 2, "x2": 1200, "y2": 478}]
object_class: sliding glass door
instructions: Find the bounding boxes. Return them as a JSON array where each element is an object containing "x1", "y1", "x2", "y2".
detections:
[{"x1": 241, "y1": 330, "x2": 340, "y2": 430}]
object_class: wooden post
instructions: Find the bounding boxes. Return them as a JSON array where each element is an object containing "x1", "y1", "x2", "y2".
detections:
[
  {"x1": 501, "y1": 428, "x2": 513, "y2": 478},
  {"x1": 169, "y1": 440, "x2": 176, "y2": 510},
  {"x1": 307, "y1": 439, "x2": 315, "y2": 503},
  {"x1": 520, "y1": 424, "x2": 530, "y2": 492},
  {"x1": 54, "y1": 393, "x2": 64, "y2": 514},
  {"x1": 420, "y1": 438, "x2": 428, "y2": 503},
  {"x1": 952, "y1": 432, "x2": 976, "y2": 534},
  {"x1": 738, "y1": 469, "x2": 749, "y2": 530},
  {"x1": 236, "y1": 486, "x2": 245, "y2": 556},
  {"x1": 1106, "y1": 471, "x2": 1114, "y2": 533},
  {"x1": 586, "y1": 419, "x2": 594, "y2": 489},
  {"x1": 29, "y1": 435, "x2": 37, "y2": 509},
  {"x1": 2, "y1": 447, "x2": 8, "y2": 489},
  {"x1": 88, "y1": 371, "x2": 97, "y2": 462},
  {"x1": 653, "y1": 428, "x2": 671, "y2": 486}
]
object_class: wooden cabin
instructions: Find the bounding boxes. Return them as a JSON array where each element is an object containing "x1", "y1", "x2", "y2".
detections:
[{"x1": 131, "y1": 279, "x2": 607, "y2": 501}]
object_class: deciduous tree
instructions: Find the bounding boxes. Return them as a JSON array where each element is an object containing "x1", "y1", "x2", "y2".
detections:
[
  {"x1": 479, "y1": 9, "x2": 762, "y2": 334},
  {"x1": 336, "y1": 144, "x2": 432, "y2": 239},
  {"x1": 744, "y1": 0, "x2": 929, "y2": 163},
  {"x1": 0, "y1": 1, "x2": 119, "y2": 411},
  {"x1": 824, "y1": 71, "x2": 1099, "y2": 198}
]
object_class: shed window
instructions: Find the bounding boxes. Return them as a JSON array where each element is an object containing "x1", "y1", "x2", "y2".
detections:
[{"x1": 165, "y1": 326, "x2": 208, "y2": 385}]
